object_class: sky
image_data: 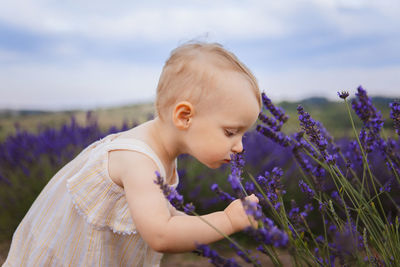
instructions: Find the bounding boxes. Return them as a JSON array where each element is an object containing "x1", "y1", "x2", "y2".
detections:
[{"x1": 0, "y1": 0, "x2": 399, "y2": 110}]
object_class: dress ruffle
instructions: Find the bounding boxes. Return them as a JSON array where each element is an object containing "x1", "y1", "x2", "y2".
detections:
[{"x1": 66, "y1": 149, "x2": 137, "y2": 235}]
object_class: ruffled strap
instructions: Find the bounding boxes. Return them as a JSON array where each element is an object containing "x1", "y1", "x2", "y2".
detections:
[
  {"x1": 109, "y1": 138, "x2": 179, "y2": 188},
  {"x1": 66, "y1": 135, "x2": 179, "y2": 235}
]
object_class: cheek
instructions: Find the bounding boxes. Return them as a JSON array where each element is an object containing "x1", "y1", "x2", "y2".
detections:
[{"x1": 193, "y1": 135, "x2": 227, "y2": 158}]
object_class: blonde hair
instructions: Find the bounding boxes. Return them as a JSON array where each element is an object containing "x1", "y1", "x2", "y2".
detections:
[{"x1": 155, "y1": 42, "x2": 261, "y2": 120}]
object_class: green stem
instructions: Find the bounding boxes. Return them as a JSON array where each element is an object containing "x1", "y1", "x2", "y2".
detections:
[{"x1": 190, "y1": 210, "x2": 261, "y2": 267}]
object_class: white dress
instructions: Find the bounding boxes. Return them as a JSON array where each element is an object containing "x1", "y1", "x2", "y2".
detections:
[{"x1": 3, "y1": 132, "x2": 179, "y2": 267}]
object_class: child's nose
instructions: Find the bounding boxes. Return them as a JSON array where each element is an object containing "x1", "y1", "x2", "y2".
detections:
[{"x1": 231, "y1": 138, "x2": 243, "y2": 153}]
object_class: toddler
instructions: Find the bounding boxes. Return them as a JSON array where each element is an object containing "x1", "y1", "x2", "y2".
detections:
[{"x1": 4, "y1": 42, "x2": 261, "y2": 266}]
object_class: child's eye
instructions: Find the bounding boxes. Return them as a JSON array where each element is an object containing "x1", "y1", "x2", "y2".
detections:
[{"x1": 224, "y1": 129, "x2": 235, "y2": 137}]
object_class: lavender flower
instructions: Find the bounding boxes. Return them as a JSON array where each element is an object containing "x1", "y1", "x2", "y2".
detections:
[
  {"x1": 390, "y1": 101, "x2": 400, "y2": 136},
  {"x1": 351, "y1": 86, "x2": 384, "y2": 152},
  {"x1": 287, "y1": 199, "x2": 314, "y2": 237},
  {"x1": 261, "y1": 92, "x2": 289, "y2": 123},
  {"x1": 245, "y1": 225, "x2": 289, "y2": 248},
  {"x1": 211, "y1": 183, "x2": 235, "y2": 202},
  {"x1": 352, "y1": 86, "x2": 384, "y2": 134},
  {"x1": 338, "y1": 91, "x2": 350, "y2": 99},
  {"x1": 256, "y1": 125, "x2": 291, "y2": 147},
  {"x1": 379, "y1": 180, "x2": 392, "y2": 193},
  {"x1": 299, "y1": 180, "x2": 315, "y2": 199},
  {"x1": 297, "y1": 105, "x2": 331, "y2": 158},
  {"x1": 229, "y1": 243, "x2": 258, "y2": 265},
  {"x1": 154, "y1": 171, "x2": 194, "y2": 214},
  {"x1": 194, "y1": 244, "x2": 240, "y2": 267},
  {"x1": 255, "y1": 167, "x2": 286, "y2": 211},
  {"x1": 256, "y1": 92, "x2": 291, "y2": 148},
  {"x1": 258, "y1": 113, "x2": 283, "y2": 131},
  {"x1": 331, "y1": 221, "x2": 364, "y2": 263},
  {"x1": 242, "y1": 200, "x2": 263, "y2": 221},
  {"x1": 227, "y1": 153, "x2": 246, "y2": 199}
]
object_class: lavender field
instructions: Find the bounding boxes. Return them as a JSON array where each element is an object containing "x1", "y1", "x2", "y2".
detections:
[{"x1": 1, "y1": 87, "x2": 399, "y2": 266}]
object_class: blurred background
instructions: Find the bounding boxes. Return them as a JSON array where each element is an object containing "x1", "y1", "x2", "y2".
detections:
[
  {"x1": 1, "y1": 0, "x2": 400, "y2": 265},
  {"x1": 1, "y1": 0, "x2": 399, "y2": 111}
]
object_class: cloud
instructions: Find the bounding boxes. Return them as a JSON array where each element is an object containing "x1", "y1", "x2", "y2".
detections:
[
  {"x1": 1, "y1": 0, "x2": 398, "y2": 42},
  {"x1": 0, "y1": 0, "x2": 399, "y2": 109},
  {"x1": 0, "y1": 1, "x2": 286, "y2": 42},
  {"x1": 0, "y1": 60, "x2": 161, "y2": 110},
  {"x1": 256, "y1": 65, "x2": 400, "y2": 101}
]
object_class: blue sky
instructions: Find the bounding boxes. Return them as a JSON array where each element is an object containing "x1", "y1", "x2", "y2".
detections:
[{"x1": 0, "y1": 0, "x2": 399, "y2": 110}]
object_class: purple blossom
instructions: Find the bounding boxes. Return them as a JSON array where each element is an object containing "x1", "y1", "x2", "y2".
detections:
[
  {"x1": 245, "y1": 225, "x2": 289, "y2": 248},
  {"x1": 258, "y1": 113, "x2": 283, "y2": 131},
  {"x1": 229, "y1": 243, "x2": 259, "y2": 265},
  {"x1": 256, "y1": 92, "x2": 291, "y2": 148},
  {"x1": 297, "y1": 105, "x2": 333, "y2": 161},
  {"x1": 211, "y1": 183, "x2": 235, "y2": 202},
  {"x1": 154, "y1": 171, "x2": 195, "y2": 214},
  {"x1": 242, "y1": 200, "x2": 263, "y2": 221},
  {"x1": 255, "y1": 167, "x2": 286, "y2": 211},
  {"x1": 390, "y1": 101, "x2": 400, "y2": 136},
  {"x1": 299, "y1": 180, "x2": 315, "y2": 199},
  {"x1": 379, "y1": 180, "x2": 392, "y2": 193},
  {"x1": 331, "y1": 221, "x2": 364, "y2": 262},
  {"x1": 338, "y1": 91, "x2": 350, "y2": 99},
  {"x1": 227, "y1": 153, "x2": 246, "y2": 199},
  {"x1": 194, "y1": 244, "x2": 240, "y2": 267},
  {"x1": 244, "y1": 181, "x2": 256, "y2": 195},
  {"x1": 352, "y1": 86, "x2": 384, "y2": 134},
  {"x1": 351, "y1": 86, "x2": 384, "y2": 152},
  {"x1": 256, "y1": 125, "x2": 291, "y2": 147},
  {"x1": 261, "y1": 92, "x2": 289, "y2": 123}
]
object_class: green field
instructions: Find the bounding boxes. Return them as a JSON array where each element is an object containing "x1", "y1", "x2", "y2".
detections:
[
  {"x1": 0, "y1": 102, "x2": 155, "y2": 140},
  {"x1": 0, "y1": 96, "x2": 396, "y2": 140}
]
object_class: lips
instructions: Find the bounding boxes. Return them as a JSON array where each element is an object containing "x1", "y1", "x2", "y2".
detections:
[{"x1": 223, "y1": 159, "x2": 231, "y2": 163}]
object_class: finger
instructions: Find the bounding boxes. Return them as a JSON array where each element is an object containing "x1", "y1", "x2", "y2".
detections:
[{"x1": 247, "y1": 194, "x2": 259, "y2": 203}]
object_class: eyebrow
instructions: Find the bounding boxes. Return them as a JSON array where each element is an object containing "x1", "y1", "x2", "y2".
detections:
[{"x1": 224, "y1": 125, "x2": 247, "y2": 131}]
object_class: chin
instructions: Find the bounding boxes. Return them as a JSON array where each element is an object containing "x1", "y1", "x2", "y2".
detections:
[
  {"x1": 207, "y1": 162, "x2": 224, "y2": 169},
  {"x1": 196, "y1": 157, "x2": 223, "y2": 169}
]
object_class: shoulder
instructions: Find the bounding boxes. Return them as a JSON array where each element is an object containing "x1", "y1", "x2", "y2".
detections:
[{"x1": 108, "y1": 149, "x2": 160, "y2": 188}]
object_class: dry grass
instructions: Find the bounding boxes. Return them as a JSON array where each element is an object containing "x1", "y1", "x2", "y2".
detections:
[
  {"x1": 0, "y1": 102, "x2": 155, "y2": 140},
  {"x1": 0, "y1": 241, "x2": 292, "y2": 267}
]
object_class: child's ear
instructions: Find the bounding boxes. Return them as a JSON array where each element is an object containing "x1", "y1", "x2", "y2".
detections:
[{"x1": 172, "y1": 101, "x2": 194, "y2": 130}]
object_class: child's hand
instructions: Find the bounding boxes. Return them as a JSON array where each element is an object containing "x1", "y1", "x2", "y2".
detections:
[{"x1": 224, "y1": 194, "x2": 259, "y2": 232}]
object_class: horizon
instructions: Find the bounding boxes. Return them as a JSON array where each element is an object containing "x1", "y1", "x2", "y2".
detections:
[{"x1": 1, "y1": 94, "x2": 398, "y2": 113}]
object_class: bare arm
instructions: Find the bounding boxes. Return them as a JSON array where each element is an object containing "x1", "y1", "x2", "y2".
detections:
[
  {"x1": 167, "y1": 201, "x2": 187, "y2": 217},
  {"x1": 116, "y1": 151, "x2": 255, "y2": 253}
]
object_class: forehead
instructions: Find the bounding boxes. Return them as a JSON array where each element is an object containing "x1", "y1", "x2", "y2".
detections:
[{"x1": 201, "y1": 69, "x2": 260, "y2": 126}]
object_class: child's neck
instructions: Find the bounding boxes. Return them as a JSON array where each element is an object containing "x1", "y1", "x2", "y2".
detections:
[{"x1": 147, "y1": 117, "x2": 184, "y2": 174}]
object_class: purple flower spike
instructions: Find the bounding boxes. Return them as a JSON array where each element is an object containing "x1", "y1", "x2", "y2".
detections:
[
  {"x1": 228, "y1": 153, "x2": 246, "y2": 199},
  {"x1": 258, "y1": 113, "x2": 283, "y2": 132},
  {"x1": 299, "y1": 180, "x2": 315, "y2": 199},
  {"x1": 195, "y1": 244, "x2": 240, "y2": 267},
  {"x1": 256, "y1": 125, "x2": 291, "y2": 147},
  {"x1": 255, "y1": 167, "x2": 286, "y2": 211},
  {"x1": 297, "y1": 105, "x2": 338, "y2": 165},
  {"x1": 390, "y1": 101, "x2": 400, "y2": 136},
  {"x1": 229, "y1": 243, "x2": 258, "y2": 264},
  {"x1": 261, "y1": 92, "x2": 289, "y2": 123},
  {"x1": 211, "y1": 183, "x2": 235, "y2": 202},
  {"x1": 352, "y1": 86, "x2": 384, "y2": 131},
  {"x1": 245, "y1": 225, "x2": 289, "y2": 248},
  {"x1": 242, "y1": 200, "x2": 263, "y2": 221},
  {"x1": 154, "y1": 171, "x2": 195, "y2": 214},
  {"x1": 338, "y1": 91, "x2": 350, "y2": 99}
]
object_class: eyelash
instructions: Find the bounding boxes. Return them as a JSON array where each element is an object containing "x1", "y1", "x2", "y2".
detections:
[{"x1": 224, "y1": 129, "x2": 235, "y2": 137}]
